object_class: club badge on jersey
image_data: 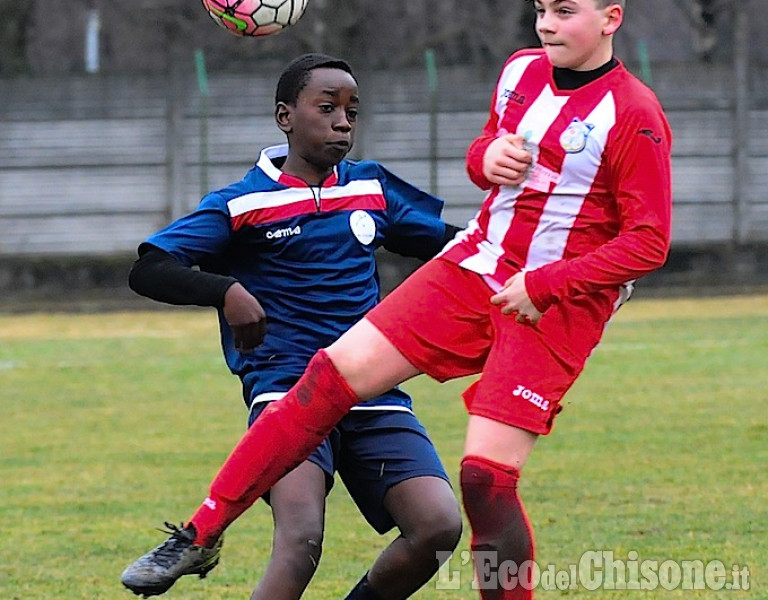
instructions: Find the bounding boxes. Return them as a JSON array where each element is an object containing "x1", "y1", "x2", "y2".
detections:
[
  {"x1": 560, "y1": 117, "x2": 596, "y2": 154},
  {"x1": 349, "y1": 209, "x2": 376, "y2": 245}
]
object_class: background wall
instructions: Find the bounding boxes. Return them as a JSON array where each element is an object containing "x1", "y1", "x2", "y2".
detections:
[{"x1": 0, "y1": 0, "x2": 765, "y2": 308}]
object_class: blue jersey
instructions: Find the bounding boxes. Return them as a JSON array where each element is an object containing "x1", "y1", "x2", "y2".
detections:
[{"x1": 145, "y1": 144, "x2": 448, "y2": 411}]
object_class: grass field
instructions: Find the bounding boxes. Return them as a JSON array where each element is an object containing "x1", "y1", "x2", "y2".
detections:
[{"x1": 1, "y1": 294, "x2": 766, "y2": 599}]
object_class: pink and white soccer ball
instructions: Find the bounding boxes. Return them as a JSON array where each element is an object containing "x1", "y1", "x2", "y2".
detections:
[{"x1": 200, "y1": 0, "x2": 310, "y2": 37}]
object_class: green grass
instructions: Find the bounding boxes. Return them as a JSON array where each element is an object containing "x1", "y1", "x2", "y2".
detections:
[{"x1": 0, "y1": 295, "x2": 766, "y2": 599}]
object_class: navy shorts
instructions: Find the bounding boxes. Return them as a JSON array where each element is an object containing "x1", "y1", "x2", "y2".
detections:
[{"x1": 249, "y1": 404, "x2": 449, "y2": 534}]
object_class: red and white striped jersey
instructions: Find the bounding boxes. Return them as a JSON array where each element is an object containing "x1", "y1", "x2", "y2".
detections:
[{"x1": 440, "y1": 49, "x2": 673, "y2": 312}]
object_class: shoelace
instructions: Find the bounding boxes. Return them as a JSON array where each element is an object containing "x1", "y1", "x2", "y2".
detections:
[{"x1": 150, "y1": 522, "x2": 193, "y2": 567}]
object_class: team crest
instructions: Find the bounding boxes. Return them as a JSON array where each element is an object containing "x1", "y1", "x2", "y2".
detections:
[
  {"x1": 560, "y1": 118, "x2": 595, "y2": 153},
  {"x1": 349, "y1": 210, "x2": 376, "y2": 245}
]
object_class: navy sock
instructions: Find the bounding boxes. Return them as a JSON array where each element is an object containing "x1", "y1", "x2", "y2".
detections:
[{"x1": 344, "y1": 573, "x2": 385, "y2": 600}]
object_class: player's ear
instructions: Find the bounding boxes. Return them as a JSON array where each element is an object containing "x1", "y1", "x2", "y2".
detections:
[
  {"x1": 275, "y1": 101, "x2": 293, "y2": 133},
  {"x1": 602, "y1": 3, "x2": 623, "y2": 36}
]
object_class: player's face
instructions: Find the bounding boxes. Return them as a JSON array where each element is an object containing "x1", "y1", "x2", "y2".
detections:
[
  {"x1": 533, "y1": 0, "x2": 622, "y2": 71},
  {"x1": 280, "y1": 68, "x2": 359, "y2": 183}
]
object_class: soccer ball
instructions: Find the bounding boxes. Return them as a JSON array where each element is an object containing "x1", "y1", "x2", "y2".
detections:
[{"x1": 200, "y1": 0, "x2": 310, "y2": 37}]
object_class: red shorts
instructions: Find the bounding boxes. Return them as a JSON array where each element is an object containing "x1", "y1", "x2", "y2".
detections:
[{"x1": 366, "y1": 258, "x2": 617, "y2": 435}]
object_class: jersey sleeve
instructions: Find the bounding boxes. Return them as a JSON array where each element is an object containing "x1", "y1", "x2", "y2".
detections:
[
  {"x1": 372, "y1": 164, "x2": 450, "y2": 260},
  {"x1": 465, "y1": 54, "x2": 518, "y2": 191},
  {"x1": 465, "y1": 107, "x2": 500, "y2": 191},
  {"x1": 143, "y1": 193, "x2": 233, "y2": 267},
  {"x1": 525, "y1": 97, "x2": 673, "y2": 312},
  {"x1": 129, "y1": 246, "x2": 237, "y2": 308}
]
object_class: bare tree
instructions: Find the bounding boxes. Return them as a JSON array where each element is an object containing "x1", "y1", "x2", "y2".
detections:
[{"x1": 10, "y1": 0, "x2": 766, "y2": 76}]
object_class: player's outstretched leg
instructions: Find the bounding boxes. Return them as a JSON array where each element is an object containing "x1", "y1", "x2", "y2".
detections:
[{"x1": 120, "y1": 522, "x2": 223, "y2": 597}]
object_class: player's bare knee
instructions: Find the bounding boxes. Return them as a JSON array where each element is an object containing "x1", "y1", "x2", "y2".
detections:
[
  {"x1": 274, "y1": 525, "x2": 324, "y2": 570},
  {"x1": 430, "y1": 507, "x2": 463, "y2": 553},
  {"x1": 407, "y1": 502, "x2": 462, "y2": 556},
  {"x1": 288, "y1": 537, "x2": 324, "y2": 577}
]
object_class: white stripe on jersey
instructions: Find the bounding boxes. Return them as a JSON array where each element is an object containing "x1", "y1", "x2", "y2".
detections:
[
  {"x1": 525, "y1": 92, "x2": 617, "y2": 270},
  {"x1": 249, "y1": 392, "x2": 414, "y2": 414},
  {"x1": 228, "y1": 187, "x2": 315, "y2": 216},
  {"x1": 322, "y1": 179, "x2": 384, "y2": 201},
  {"x1": 249, "y1": 392, "x2": 287, "y2": 408},
  {"x1": 347, "y1": 405, "x2": 414, "y2": 413},
  {"x1": 464, "y1": 85, "x2": 570, "y2": 275},
  {"x1": 495, "y1": 54, "x2": 541, "y2": 122},
  {"x1": 227, "y1": 179, "x2": 385, "y2": 217},
  {"x1": 453, "y1": 84, "x2": 568, "y2": 277},
  {"x1": 517, "y1": 84, "x2": 569, "y2": 143},
  {"x1": 439, "y1": 217, "x2": 478, "y2": 254}
]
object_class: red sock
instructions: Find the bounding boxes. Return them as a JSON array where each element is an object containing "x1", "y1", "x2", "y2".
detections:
[
  {"x1": 189, "y1": 350, "x2": 358, "y2": 546},
  {"x1": 460, "y1": 455, "x2": 535, "y2": 600}
]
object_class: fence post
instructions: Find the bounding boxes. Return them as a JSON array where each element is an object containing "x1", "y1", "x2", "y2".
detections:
[
  {"x1": 195, "y1": 49, "x2": 210, "y2": 198},
  {"x1": 732, "y1": 0, "x2": 750, "y2": 247},
  {"x1": 425, "y1": 48, "x2": 438, "y2": 197},
  {"x1": 165, "y1": 30, "x2": 187, "y2": 222}
]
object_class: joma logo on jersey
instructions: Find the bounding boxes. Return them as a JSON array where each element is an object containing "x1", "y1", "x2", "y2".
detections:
[
  {"x1": 502, "y1": 88, "x2": 526, "y2": 105},
  {"x1": 512, "y1": 384, "x2": 550, "y2": 411},
  {"x1": 266, "y1": 225, "x2": 302, "y2": 239}
]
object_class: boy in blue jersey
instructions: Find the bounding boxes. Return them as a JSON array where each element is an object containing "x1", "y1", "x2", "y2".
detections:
[{"x1": 121, "y1": 53, "x2": 462, "y2": 600}]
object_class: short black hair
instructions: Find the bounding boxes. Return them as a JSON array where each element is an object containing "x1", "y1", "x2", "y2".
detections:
[{"x1": 275, "y1": 53, "x2": 356, "y2": 106}]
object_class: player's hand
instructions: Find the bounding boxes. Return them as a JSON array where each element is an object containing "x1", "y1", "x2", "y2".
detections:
[
  {"x1": 223, "y1": 283, "x2": 267, "y2": 352},
  {"x1": 482, "y1": 132, "x2": 532, "y2": 187},
  {"x1": 490, "y1": 272, "x2": 543, "y2": 324}
]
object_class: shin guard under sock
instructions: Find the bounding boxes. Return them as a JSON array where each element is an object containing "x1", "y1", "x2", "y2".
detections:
[
  {"x1": 190, "y1": 350, "x2": 359, "y2": 547},
  {"x1": 460, "y1": 455, "x2": 535, "y2": 600}
]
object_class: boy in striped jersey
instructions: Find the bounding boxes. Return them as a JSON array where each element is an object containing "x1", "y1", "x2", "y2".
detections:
[
  {"x1": 121, "y1": 53, "x2": 462, "y2": 599},
  {"x1": 123, "y1": 2, "x2": 672, "y2": 599}
]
